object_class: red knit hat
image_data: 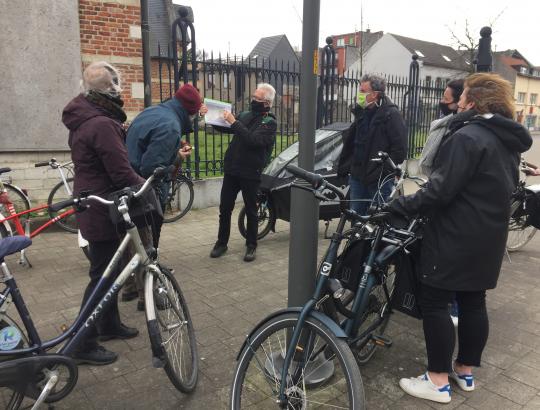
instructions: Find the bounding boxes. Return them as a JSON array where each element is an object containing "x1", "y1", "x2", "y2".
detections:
[{"x1": 174, "y1": 84, "x2": 202, "y2": 115}]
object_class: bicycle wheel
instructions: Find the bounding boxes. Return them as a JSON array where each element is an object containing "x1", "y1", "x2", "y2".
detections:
[
  {"x1": 47, "y1": 178, "x2": 77, "y2": 233},
  {"x1": 0, "y1": 315, "x2": 29, "y2": 410},
  {"x1": 352, "y1": 264, "x2": 396, "y2": 364},
  {"x1": 1, "y1": 184, "x2": 31, "y2": 232},
  {"x1": 507, "y1": 200, "x2": 537, "y2": 252},
  {"x1": 145, "y1": 266, "x2": 198, "y2": 393},
  {"x1": 163, "y1": 176, "x2": 194, "y2": 223},
  {"x1": 231, "y1": 312, "x2": 365, "y2": 409},
  {"x1": 238, "y1": 202, "x2": 276, "y2": 240}
]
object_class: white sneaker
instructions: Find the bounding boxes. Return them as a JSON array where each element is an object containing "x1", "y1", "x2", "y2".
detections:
[
  {"x1": 449, "y1": 370, "x2": 475, "y2": 391},
  {"x1": 451, "y1": 314, "x2": 459, "y2": 327},
  {"x1": 399, "y1": 372, "x2": 451, "y2": 404}
]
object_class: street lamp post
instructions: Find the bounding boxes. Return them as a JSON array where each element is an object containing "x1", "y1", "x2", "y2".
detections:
[{"x1": 140, "y1": 0, "x2": 152, "y2": 107}]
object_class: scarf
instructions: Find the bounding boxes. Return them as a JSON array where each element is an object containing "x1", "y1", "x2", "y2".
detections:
[{"x1": 85, "y1": 90, "x2": 127, "y2": 123}]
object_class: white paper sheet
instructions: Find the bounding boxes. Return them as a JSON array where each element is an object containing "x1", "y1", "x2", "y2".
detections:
[{"x1": 204, "y1": 98, "x2": 232, "y2": 128}]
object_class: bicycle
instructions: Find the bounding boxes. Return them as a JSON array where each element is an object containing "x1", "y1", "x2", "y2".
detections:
[
  {"x1": 230, "y1": 154, "x2": 424, "y2": 409},
  {"x1": 0, "y1": 167, "x2": 198, "y2": 409},
  {"x1": 0, "y1": 173, "x2": 89, "y2": 266},
  {"x1": 162, "y1": 168, "x2": 194, "y2": 223},
  {"x1": 506, "y1": 161, "x2": 540, "y2": 252}
]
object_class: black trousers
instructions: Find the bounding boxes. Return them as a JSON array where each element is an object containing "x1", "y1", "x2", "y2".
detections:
[
  {"x1": 420, "y1": 283, "x2": 489, "y2": 373},
  {"x1": 218, "y1": 174, "x2": 260, "y2": 248},
  {"x1": 79, "y1": 239, "x2": 123, "y2": 350}
]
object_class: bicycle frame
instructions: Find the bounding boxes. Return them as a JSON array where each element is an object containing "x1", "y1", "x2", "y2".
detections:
[
  {"x1": 0, "y1": 203, "x2": 76, "y2": 238},
  {"x1": 0, "y1": 205, "x2": 154, "y2": 357}
]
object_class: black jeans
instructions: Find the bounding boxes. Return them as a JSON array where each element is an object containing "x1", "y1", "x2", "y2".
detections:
[
  {"x1": 420, "y1": 283, "x2": 489, "y2": 373},
  {"x1": 218, "y1": 174, "x2": 260, "y2": 248},
  {"x1": 79, "y1": 239, "x2": 123, "y2": 350}
]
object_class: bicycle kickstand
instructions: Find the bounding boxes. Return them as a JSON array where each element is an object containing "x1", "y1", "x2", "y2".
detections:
[
  {"x1": 504, "y1": 248, "x2": 512, "y2": 264},
  {"x1": 19, "y1": 248, "x2": 33, "y2": 268},
  {"x1": 323, "y1": 220, "x2": 331, "y2": 239}
]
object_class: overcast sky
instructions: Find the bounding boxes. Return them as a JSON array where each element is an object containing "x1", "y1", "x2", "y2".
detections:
[{"x1": 173, "y1": 0, "x2": 540, "y2": 66}]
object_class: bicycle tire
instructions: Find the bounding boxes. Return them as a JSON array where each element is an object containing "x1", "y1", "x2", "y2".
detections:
[
  {"x1": 507, "y1": 200, "x2": 537, "y2": 252},
  {"x1": 145, "y1": 266, "x2": 198, "y2": 393},
  {"x1": 231, "y1": 312, "x2": 365, "y2": 409},
  {"x1": 47, "y1": 178, "x2": 78, "y2": 234},
  {"x1": 1, "y1": 184, "x2": 31, "y2": 231},
  {"x1": 0, "y1": 315, "x2": 29, "y2": 410},
  {"x1": 237, "y1": 203, "x2": 276, "y2": 240},
  {"x1": 162, "y1": 176, "x2": 194, "y2": 223}
]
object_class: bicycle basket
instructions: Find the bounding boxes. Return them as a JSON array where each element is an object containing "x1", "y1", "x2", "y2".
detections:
[
  {"x1": 108, "y1": 184, "x2": 163, "y2": 229},
  {"x1": 525, "y1": 189, "x2": 540, "y2": 229}
]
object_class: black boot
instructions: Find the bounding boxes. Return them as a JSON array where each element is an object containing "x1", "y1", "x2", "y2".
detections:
[
  {"x1": 98, "y1": 323, "x2": 139, "y2": 341},
  {"x1": 244, "y1": 246, "x2": 256, "y2": 262},
  {"x1": 210, "y1": 242, "x2": 228, "y2": 258},
  {"x1": 73, "y1": 344, "x2": 118, "y2": 366}
]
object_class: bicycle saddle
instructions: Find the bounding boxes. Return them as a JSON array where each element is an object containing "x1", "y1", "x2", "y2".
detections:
[
  {"x1": 0, "y1": 236, "x2": 32, "y2": 262},
  {"x1": 0, "y1": 167, "x2": 12, "y2": 175}
]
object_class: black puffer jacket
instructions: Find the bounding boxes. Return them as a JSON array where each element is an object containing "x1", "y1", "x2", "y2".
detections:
[
  {"x1": 219, "y1": 111, "x2": 277, "y2": 180},
  {"x1": 338, "y1": 97, "x2": 407, "y2": 184},
  {"x1": 390, "y1": 111, "x2": 532, "y2": 291}
]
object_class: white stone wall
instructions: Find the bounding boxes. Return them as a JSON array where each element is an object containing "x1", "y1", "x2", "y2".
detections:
[{"x1": 0, "y1": 151, "x2": 73, "y2": 203}]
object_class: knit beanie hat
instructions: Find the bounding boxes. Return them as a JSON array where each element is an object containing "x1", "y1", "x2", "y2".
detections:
[{"x1": 174, "y1": 84, "x2": 202, "y2": 115}]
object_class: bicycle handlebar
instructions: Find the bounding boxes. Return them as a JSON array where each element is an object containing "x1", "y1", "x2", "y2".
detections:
[
  {"x1": 48, "y1": 166, "x2": 172, "y2": 212},
  {"x1": 286, "y1": 164, "x2": 324, "y2": 189},
  {"x1": 34, "y1": 161, "x2": 50, "y2": 168}
]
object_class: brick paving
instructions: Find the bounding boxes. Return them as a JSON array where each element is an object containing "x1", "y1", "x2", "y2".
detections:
[{"x1": 3, "y1": 204, "x2": 540, "y2": 409}]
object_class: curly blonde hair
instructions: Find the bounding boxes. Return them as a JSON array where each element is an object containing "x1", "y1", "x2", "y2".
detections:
[{"x1": 464, "y1": 73, "x2": 515, "y2": 119}]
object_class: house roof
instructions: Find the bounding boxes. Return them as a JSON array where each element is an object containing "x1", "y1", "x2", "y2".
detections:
[
  {"x1": 248, "y1": 35, "x2": 286, "y2": 60},
  {"x1": 390, "y1": 34, "x2": 468, "y2": 71}
]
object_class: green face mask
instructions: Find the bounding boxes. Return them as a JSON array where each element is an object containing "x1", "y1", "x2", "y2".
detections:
[{"x1": 357, "y1": 92, "x2": 371, "y2": 109}]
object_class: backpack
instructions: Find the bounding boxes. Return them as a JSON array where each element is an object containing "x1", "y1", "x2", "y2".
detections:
[{"x1": 525, "y1": 189, "x2": 540, "y2": 229}]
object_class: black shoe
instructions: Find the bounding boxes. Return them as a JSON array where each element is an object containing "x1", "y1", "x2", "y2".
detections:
[
  {"x1": 73, "y1": 345, "x2": 118, "y2": 366},
  {"x1": 98, "y1": 323, "x2": 139, "y2": 341},
  {"x1": 137, "y1": 292, "x2": 170, "y2": 312},
  {"x1": 210, "y1": 243, "x2": 228, "y2": 258},
  {"x1": 244, "y1": 246, "x2": 256, "y2": 262},
  {"x1": 121, "y1": 290, "x2": 138, "y2": 302}
]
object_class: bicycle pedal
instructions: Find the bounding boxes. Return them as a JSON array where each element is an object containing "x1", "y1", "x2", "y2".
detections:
[{"x1": 371, "y1": 334, "x2": 392, "y2": 348}]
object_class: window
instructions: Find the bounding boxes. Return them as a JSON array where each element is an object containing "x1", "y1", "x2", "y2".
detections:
[
  {"x1": 337, "y1": 38, "x2": 344, "y2": 47},
  {"x1": 519, "y1": 67, "x2": 528, "y2": 75},
  {"x1": 414, "y1": 50, "x2": 425, "y2": 58},
  {"x1": 349, "y1": 37, "x2": 355, "y2": 45},
  {"x1": 531, "y1": 93, "x2": 538, "y2": 105},
  {"x1": 441, "y1": 54, "x2": 451, "y2": 62},
  {"x1": 435, "y1": 77, "x2": 443, "y2": 88},
  {"x1": 425, "y1": 76, "x2": 432, "y2": 84},
  {"x1": 223, "y1": 72, "x2": 229, "y2": 89},
  {"x1": 517, "y1": 92, "x2": 526, "y2": 104}
]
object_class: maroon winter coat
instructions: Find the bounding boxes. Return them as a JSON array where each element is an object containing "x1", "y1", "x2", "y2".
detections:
[{"x1": 62, "y1": 95, "x2": 143, "y2": 242}]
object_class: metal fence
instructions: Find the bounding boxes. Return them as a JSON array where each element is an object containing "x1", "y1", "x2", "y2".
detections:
[{"x1": 155, "y1": 45, "x2": 445, "y2": 178}]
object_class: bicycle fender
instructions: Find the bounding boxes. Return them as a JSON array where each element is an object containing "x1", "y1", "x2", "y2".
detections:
[{"x1": 236, "y1": 307, "x2": 347, "y2": 361}]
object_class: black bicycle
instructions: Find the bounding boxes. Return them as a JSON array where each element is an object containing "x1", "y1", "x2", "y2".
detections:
[
  {"x1": 0, "y1": 167, "x2": 198, "y2": 409},
  {"x1": 230, "y1": 153, "x2": 424, "y2": 409},
  {"x1": 163, "y1": 168, "x2": 195, "y2": 223}
]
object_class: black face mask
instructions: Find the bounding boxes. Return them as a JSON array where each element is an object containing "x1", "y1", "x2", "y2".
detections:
[
  {"x1": 439, "y1": 101, "x2": 456, "y2": 116},
  {"x1": 250, "y1": 100, "x2": 269, "y2": 113}
]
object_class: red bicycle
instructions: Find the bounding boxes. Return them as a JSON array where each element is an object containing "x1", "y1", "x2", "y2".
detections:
[{"x1": 0, "y1": 167, "x2": 89, "y2": 266}]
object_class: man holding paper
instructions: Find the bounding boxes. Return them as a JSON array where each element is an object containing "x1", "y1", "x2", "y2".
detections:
[{"x1": 210, "y1": 83, "x2": 277, "y2": 262}]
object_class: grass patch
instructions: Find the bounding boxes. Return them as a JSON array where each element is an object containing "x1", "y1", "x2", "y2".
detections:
[{"x1": 188, "y1": 131, "x2": 298, "y2": 178}]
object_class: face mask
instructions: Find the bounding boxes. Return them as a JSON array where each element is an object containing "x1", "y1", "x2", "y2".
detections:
[
  {"x1": 357, "y1": 92, "x2": 379, "y2": 109},
  {"x1": 439, "y1": 101, "x2": 456, "y2": 116},
  {"x1": 251, "y1": 100, "x2": 269, "y2": 113}
]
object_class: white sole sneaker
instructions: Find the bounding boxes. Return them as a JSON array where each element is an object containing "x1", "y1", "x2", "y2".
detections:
[
  {"x1": 449, "y1": 371, "x2": 475, "y2": 391},
  {"x1": 399, "y1": 373, "x2": 452, "y2": 404}
]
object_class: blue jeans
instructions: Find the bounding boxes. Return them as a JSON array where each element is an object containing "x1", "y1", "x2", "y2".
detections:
[{"x1": 349, "y1": 176, "x2": 394, "y2": 215}]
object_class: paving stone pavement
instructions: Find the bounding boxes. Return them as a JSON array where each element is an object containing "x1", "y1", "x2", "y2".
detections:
[{"x1": 2, "y1": 205, "x2": 540, "y2": 409}]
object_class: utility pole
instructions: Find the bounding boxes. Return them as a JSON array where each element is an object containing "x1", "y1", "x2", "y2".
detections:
[
  {"x1": 288, "y1": 0, "x2": 321, "y2": 308},
  {"x1": 140, "y1": 0, "x2": 152, "y2": 107}
]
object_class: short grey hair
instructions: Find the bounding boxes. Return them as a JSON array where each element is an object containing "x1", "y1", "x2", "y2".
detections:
[
  {"x1": 82, "y1": 61, "x2": 122, "y2": 97},
  {"x1": 361, "y1": 74, "x2": 386, "y2": 94},
  {"x1": 257, "y1": 83, "x2": 276, "y2": 106}
]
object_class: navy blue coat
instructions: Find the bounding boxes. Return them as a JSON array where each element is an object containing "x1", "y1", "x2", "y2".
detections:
[{"x1": 126, "y1": 98, "x2": 190, "y2": 178}]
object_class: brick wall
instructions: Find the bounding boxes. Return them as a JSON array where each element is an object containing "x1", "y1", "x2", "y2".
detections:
[{"x1": 79, "y1": 0, "x2": 145, "y2": 119}]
